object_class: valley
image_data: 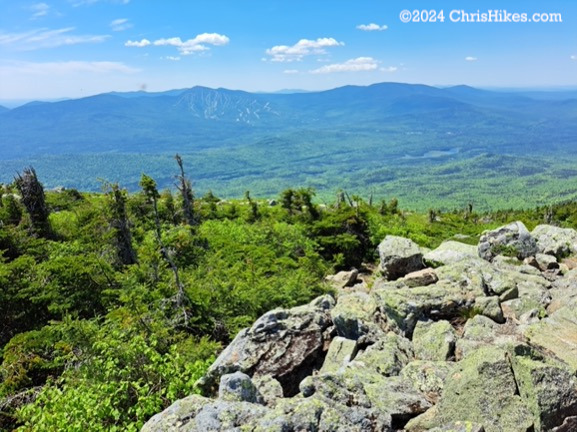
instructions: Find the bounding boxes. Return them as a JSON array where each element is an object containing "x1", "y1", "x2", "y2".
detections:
[{"x1": 1, "y1": 82, "x2": 576, "y2": 210}]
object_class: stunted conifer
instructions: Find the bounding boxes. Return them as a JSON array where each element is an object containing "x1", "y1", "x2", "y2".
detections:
[
  {"x1": 14, "y1": 167, "x2": 50, "y2": 237},
  {"x1": 108, "y1": 183, "x2": 137, "y2": 266}
]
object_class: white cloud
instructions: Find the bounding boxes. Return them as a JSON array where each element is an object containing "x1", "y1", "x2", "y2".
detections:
[
  {"x1": 125, "y1": 33, "x2": 229, "y2": 55},
  {"x1": 310, "y1": 57, "x2": 379, "y2": 74},
  {"x1": 265, "y1": 37, "x2": 344, "y2": 62},
  {"x1": 110, "y1": 18, "x2": 132, "y2": 32},
  {"x1": 163, "y1": 56, "x2": 181, "y2": 61},
  {"x1": 30, "y1": 3, "x2": 50, "y2": 19},
  {"x1": 357, "y1": 23, "x2": 388, "y2": 31},
  {"x1": 465, "y1": 56, "x2": 478, "y2": 61},
  {"x1": 380, "y1": 66, "x2": 398, "y2": 72},
  {"x1": 125, "y1": 39, "x2": 150, "y2": 47},
  {"x1": 283, "y1": 69, "x2": 299, "y2": 74},
  {"x1": 0, "y1": 27, "x2": 109, "y2": 50},
  {"x1": 0, "y1": 60, "x2": 139, "y2": 75},
  {"x1": 571, "y1": 55, "x2": 577, "y2": 61}
]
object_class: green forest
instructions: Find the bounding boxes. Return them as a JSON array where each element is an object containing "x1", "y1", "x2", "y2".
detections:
[{"x1": 2, "y1": 157, "x2": 577, "y2": 431}]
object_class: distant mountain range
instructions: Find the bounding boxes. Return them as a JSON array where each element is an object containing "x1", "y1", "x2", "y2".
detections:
[
  {"x1": 2, "y1": 82, "x2": 577, "y2": 158},
  {"x1": 1, "y1": 82, "x2": 577, "y2": 209}
]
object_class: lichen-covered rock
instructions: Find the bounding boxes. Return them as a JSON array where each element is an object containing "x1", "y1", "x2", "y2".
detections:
[
  {"x1": 498, "y1": 271, "x2": 551, "y2": 320},
  {"x1": 218, "y1": 371, "x2": 260, "y2": 403},
  {"x1": 378, "y1": 235, "x2": 424, "y2": 280},
  {"x1": 525, "y1": 303, "x2": 577, "y2": 373},
  {"x1": 424, "y1": 241, "x2": 478, "y2": 267},
  {"x1": 325, "y1": 268, "x2": 359, "y2": 289},
  {"x1": 401, "y1": 360, "x2": 454, "y2": 403},
  {"x1": 197, "y1": 295, "x2": 335, "y2": 396},
  {"x1": 434, "y1": 258, "x2": 490, "y2": 294},
  {"x1": 455, "y1": 315, "x2": 522, "y2": 360},
  {"x1": 330, "y1": 291, "x2": 378, "y2": 340},
  {"x1": 433, "y1": 346, "x2": 534, "y2": 432},
  {"x1": 535, "y1": 253, "x2": 559, "y2": 271},
  {"x1": 474, "y1": 296, "x2": 505, "y2": 324},
  {"x1": 502, "y1": 297, "x2": 547, "y2": 321},
  {"x1": 478, "y1": 221, "x2": 538, "y2": 262},
  {"x1": 143, "y1": 229, "x2": 577, "y2": 432},
  {"x1": 412, "y1": 320, "x2": 456, "y2": 361},
  {"x1": 400, "y1": 268, "x2": 439, "y2": 288},
  {"x1": 429, "y1": 421, "x2": 486, "y2": 432},
  {"x1": 298, "y1": 369, "x2": 431, "y2": 428},
  {"x1": 547, "y1": 277, "x2": 577, "y2": 314},
  {"x1": 552, "y1": 416, "x2": 577, "y2": 432},
  {"x1": 141, "y1": 395, "x2": 211, "y2": 432},
  {"x1": 141, "y1": 396, "x2": 269, "y2": 432},
  {"x1": 319, "y1": 336, "x2": 357, "y2": 374},
  {"x1": 252, "y1": 375, "x2": 283, "y2": 407},
  {"x1": 253, "y1": 394, "x2": 391, "y2": 432},
  {"x1": 351, "y1": 331, "x2": 413, "y2": 377},
  {"x1": 532, "y1": 224, "x2": 577, "y2": 259},
  {"x1": 512, "y1": 356, "x2": 577, "y2": 431},
  {"x1": 373, "y1": 280, "x2": 478, "y2": 336},
  {"x1": 405, "y1": 405, "x2": 441, "y2": 431}
]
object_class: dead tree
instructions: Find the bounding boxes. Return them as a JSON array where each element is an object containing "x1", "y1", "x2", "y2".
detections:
[
  {"x1": 140, "y1": 174, "x2": 189, "y2": 326},
  {"x1": 175, "y1": 154, "x2": 196, "y2": 226}
]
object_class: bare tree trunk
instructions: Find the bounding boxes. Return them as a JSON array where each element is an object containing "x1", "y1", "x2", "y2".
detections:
[{"x1": 175, "y1": 154, "x2": 196, "y2": 226}]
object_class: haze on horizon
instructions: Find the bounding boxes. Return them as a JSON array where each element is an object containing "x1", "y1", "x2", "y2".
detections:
[{"x1": 0, "y1": 0, "x2": 576, "y2": 102}]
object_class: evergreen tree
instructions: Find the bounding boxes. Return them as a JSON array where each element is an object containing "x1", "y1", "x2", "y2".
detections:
[
  {"x1": 281, "y1": 189, "x2": 295, "y2": 215},
  {"x1": 14, "y1": 167, "x2": 50, "y2": 237},
  {"x1": 0, "y1": 194, "x2": 22, "y2": 226},
  {"x1": 245, "y1": 191, "x2": 259, "y2": 222},
  {"x1": 108, "y1": 184, "x2": 137, "y2": 266}
]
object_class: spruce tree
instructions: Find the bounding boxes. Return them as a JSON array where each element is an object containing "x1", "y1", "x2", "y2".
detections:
[
  {"x1": 108, "y1": 184, "x2": 137, "y2": 266},
  {"x1": 14, "y1": 167, "x2": 50, "y2": 237}
]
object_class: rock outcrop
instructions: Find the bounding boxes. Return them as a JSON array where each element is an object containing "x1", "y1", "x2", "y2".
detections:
[
  {"x1": 142, "y1": 223, "x2": 577, "y2": 432},
  {"x1": 378, "y1": 235, "x2": 425, "y2": 280},
  {"x1": 532, "y1": 224, "x2": 577, "y2": 259},
  {"x1": 478, "y1": 221, "x2": 538, "y2": 262}
]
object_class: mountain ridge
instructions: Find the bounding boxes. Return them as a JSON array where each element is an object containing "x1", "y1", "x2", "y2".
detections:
[{"x1": 1, "y1": 81, "x2": 577, "y2": 210}]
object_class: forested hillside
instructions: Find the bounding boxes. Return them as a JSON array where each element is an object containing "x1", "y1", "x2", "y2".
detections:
[
  {"x1": 2, "y1": 159, "x2": 577, "y2": 431},
  {"x1": 2, "y1": 83, "x2": 577, "y2": 211}
]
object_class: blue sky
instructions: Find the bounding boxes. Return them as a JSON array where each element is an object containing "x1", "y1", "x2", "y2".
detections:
[{"x1": 0, "y1": 0, "x2": 576, "y2": 101}]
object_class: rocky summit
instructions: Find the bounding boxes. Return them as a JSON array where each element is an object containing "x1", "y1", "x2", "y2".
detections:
[{"x1": 142, "y1": 222, "x2": 577, "y2": 432}]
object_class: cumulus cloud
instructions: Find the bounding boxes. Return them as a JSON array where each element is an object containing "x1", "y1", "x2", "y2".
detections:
[
  {"x1": 125, "y1": 39, "x2": 150, "y2": 47},
  {"x1": 164, "y1": 56, "x2": 181, "y2": 61},
  {"x1": 357, "y1": 23, "x2": 388, "y2": 31},
  {"x1": 310, "y1": 57, "x2": 379, "y2": 74},
  {"x1": 110, "y1": 18, "x2": 132, "y2": 32},
  {"x1": 30, "y1": 3, "x2": 50, "y2": 19},
  {"x1": 0, "y1": 27, "x2": 109, "y2": 50},
  {"x1": 380, "y1": 66, "x2": 398, "y2": 72},
  {"x1": 265, "y1": 37, "x2": 344, "y2": 62},
  {"x1": 465, "y1": 56, "x2": 478, "y2": 61},
  {"x1": 125, "y1": 33, "x2": 229, "y2": 55},
  {"x1": 0, "y1": 60, "x2": 139, "y2": 75},
  {"x1": 283, "y1": 69, "x2": 299, "y2": 74}
]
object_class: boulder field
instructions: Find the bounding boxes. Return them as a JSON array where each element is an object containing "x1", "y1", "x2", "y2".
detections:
[{"x1": 142, "y1": 222, "x2": 577, "y2": 432}]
